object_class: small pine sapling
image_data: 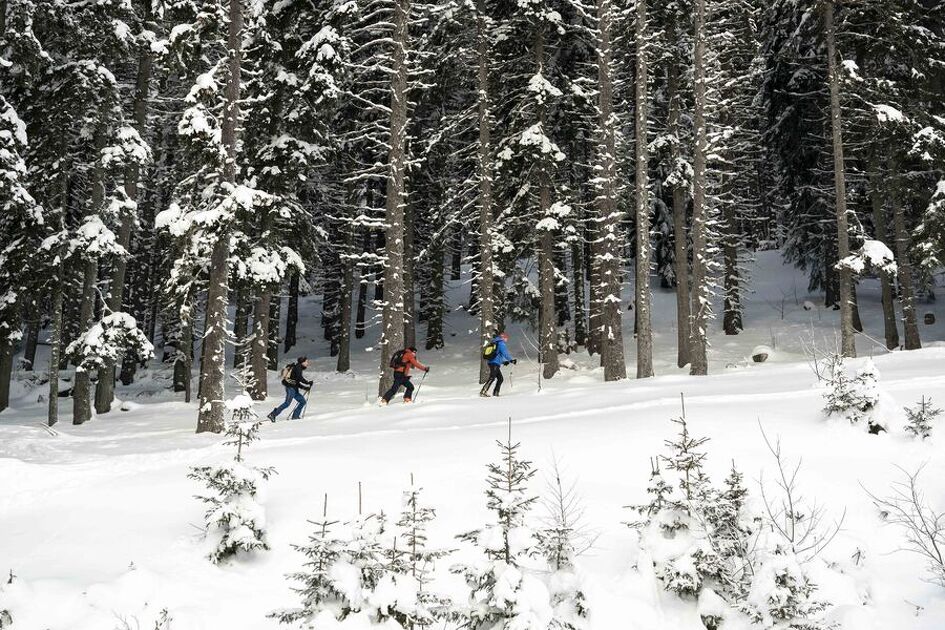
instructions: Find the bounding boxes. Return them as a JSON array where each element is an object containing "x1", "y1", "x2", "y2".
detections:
[
  {"x1": 452, "y1": 420, "x2": 555, "y2": 630},
  {"x1": 391, "y1": 476, "x2": 451, "y2": 627},
  {"x1": 822, "y1": 357, "x2": 886, "y2": 433},
  {"x1": 904, "y1": 396, "x2": 941, "y2": 439},
  {"x1": 188, "y1": 394, "x2": 275, "y2": 563},
  {"x1": 740, "y1": 545, "x2": 830, "y2": 630},
  {"x1": 271, "y1": 495, "x2": 346, "y2": 625}
]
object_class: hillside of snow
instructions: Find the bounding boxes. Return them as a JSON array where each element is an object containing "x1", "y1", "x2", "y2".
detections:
[{"x1": 1, "y1": 251, "x2": 944, "y2": 630}]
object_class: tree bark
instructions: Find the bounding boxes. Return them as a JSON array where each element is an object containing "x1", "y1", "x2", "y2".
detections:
[
  {"x1": 248, "y1": 291, "x2": 270, "y2": 400},
  {"x1": 197, "y1": 0, "x2": 243, "y2": 433},
  {"x1": 74, "y1": 129, "x2": 107, "y2": 425},
  {"x1": 425, "y1": 243, "x2": 445, "y2": 350},
  {"x1": 476, "y1": 0, "x2": 495, "y2": 382},
  {"x1": 668, "y1": 50, "x2": 690, "y2": 368},
  {"x1": 23, "y1": 313, "x2": 38, "y2": 371},
  {"x1": 632, "y1": 0, "x2": 652, "y2": 379},
  {"x1": 825, "y1": 0, "x2": 856, "y2": 358},
  {"x1": 689, "y1": 0, "x2": 710, "y2": 375},
  {"x1": 571, "y1": 239, "x2": 586, "y2": 348},
  {"x1": 337, "y1": 227, "x2": 355, "y2": 372},
  {"x1": 378, "y1": 0, "x2": 410, "y2": 397},
  {"x1": 722, "y1": 200, "x2": 742, "y2": 335},
  {"x1": 96, "y1": 32, "x2": 154, "y2": 413},
  {"x1": 232, "y1": 286, "x2": 250, "y2": 368},
  {"x1": 267, "y1": 293, "x2": 281, "y2": 369},
  {"x1": 284, "y1": 271, "x2": 299, "y2": 352},
  {"x1": 47, "y1": 266, "x2": 64, "y2": 427},
  {"x1": 891, "y1": 166, "x2": 921, "y2": 350},
  {"x1": 403, "y1": 200, "x2": 416, "y2": 348},
  {"x1": 595, "y1": 0, "x2": 626, "y2": 380},
  {"x1": 0, "y1": 337, "x2": 12, "y2": 412},
  {"x1": 869, "y1": 170, "x2": 899, "y2": 349}
]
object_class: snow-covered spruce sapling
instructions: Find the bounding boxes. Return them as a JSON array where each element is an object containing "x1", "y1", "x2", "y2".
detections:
[
  {"x1": 66, "y1": 312, "x2": 154, "y2": 386},
  {"x1": 188, "y1": 395, "x2": 275, "y2": 564},
  {"x1": 822, "y1": 357, "x2": 886, "y2": 433},
  {"x1": 451, "y1": 423, "x2": 567, "y2": 630},
  {"x1": 904, "y1": 396, "x2": 941, "y2": 439}
]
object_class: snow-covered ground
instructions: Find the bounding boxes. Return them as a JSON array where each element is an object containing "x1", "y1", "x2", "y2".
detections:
[{"x1": 1, "y1": 252, "x2": 944, "y2": 629}]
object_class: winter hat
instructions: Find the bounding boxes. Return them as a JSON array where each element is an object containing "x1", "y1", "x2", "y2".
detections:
[
  {"x1": 297, "y1": 356, "x2": 308, "y2": 364},
  {"x1": 408, "y1": 346, "x2": 418, "y2": 353}
]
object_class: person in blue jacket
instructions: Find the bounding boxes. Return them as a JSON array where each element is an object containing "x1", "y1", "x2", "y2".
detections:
[{"x1": 480, "y1": 331, "x2": 516, "y2": 397}]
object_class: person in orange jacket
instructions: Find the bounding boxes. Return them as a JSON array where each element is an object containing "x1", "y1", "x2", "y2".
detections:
[{"x1": 381, "y1": 346, "x2": 429, "y2": 404}]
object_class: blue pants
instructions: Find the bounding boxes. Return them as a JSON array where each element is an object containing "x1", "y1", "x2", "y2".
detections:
[{"x1": 272, "y1": 386, "x2": 307, "y2": 419}]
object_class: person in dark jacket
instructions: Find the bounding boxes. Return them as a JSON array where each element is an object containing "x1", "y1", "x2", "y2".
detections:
[
  {"x1": 268, "y1": 356, "x2": 313, "y2": 421},
  {"x1": 381, "y1": 347, "x2": 429, "y2": 404},
  {"x1": 481, "y1": 331, "x2": 516, "y2": 397}
]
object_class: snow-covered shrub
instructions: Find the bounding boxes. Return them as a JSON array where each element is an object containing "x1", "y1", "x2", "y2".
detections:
[
  {"x1": 822, "y1": 358, "x2": 887, "y2": 432},
  {"x1": 740, "y1": 546, "x2": 829, "y2": 630},
  {"x1": 188, "y1": 395, "x2": 274, "y2": 564},
  {"x1": 904, "y1": 396, "x2": 941, "y2": 439},
  {"x1": 66, "y1": 312, "x2": 153, "y2": 372},
  {"x1": 275, "y1": 485, "x2": 448, "y2": 628},
  {"x1": 452, "y1": 429, "x2": 582, "y2": 630}
]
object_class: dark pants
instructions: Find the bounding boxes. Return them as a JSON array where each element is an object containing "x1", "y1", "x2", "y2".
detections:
[
  {"x1": 272, "y1": 386, "x2": 307, "y2": 419},
  {"x1": 483, "y1": 363, "x2": 504, "y2": 395},
  {"x1": 382, "y1": 372, "x2": 414, "y2": 403}
]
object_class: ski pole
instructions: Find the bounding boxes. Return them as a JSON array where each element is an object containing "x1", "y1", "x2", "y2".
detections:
[
  {"x1": 301, "y1": 388, "x2": 312, "y2": 419},
  {"x1": 413, "y1": 370, "x2": 428, "y2": 403}
]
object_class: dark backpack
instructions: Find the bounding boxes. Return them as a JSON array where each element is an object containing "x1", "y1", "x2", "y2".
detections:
[
  {"x1": 482, "y1": 342, "x2": 497, "y2": 360},
  {"x1": 389, "y1": 349, "x2": 407, "y2": 368}
]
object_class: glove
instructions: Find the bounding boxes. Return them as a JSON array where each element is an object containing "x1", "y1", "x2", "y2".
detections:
[
  {"x1": 512, "y1": 359, "x2": 518, "y2": 365},
  {"x1": 425, "y1": 367, "x2": 431, "y2": 373},
  {"x1": 503, "y1": 361, "x2": 510, "y2": 366}
]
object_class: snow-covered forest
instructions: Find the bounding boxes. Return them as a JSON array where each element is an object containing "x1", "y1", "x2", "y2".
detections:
[{"x1": 1, "y1": 0, "x2": 945, "y2": 628}]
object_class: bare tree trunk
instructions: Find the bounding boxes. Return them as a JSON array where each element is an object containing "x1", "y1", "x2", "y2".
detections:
[
  {"x1": 197, "y1": 0, "x2": 243, "y2": 433},
  {"x1": 668, "y1": 53, "x2": 690, "y2": 368},
  {"x1": 47, "y1": 266, "x2": 64, "y2": 427},
  {"x1": 0, "y1": 0, "x2": 6, "y2": 36},
  {"x1": 378, "y1": 0, "x2": 410, "y2": 397},
  {"x1": 571, "y1": 239, "x2": 586, "y2": 347},
  {"x1": 232, "y1": 287, "x2": 250, "y2": 368},
  {"x1": 869, "y1": 170, "x2": 899, "y2": 349},
  {"x1": 825, "y1": 0, "x2": 855, "y2": 358},
  {"x1": 891, "y1": 166, "x2": 921, "y2": 350},
  {"x1": 337, "y1": 227, "x2": 355, "y2": 372},
  {"x1": 690, "y1": 0, "x2": 710, "y2": 376},
  {"x1": 267, "y1": 294, "x2": 280, "y2": 368},
  {"x1": 587, "y1": 227, "x2": 603, "y2": 358},
  {"x1": 476, "y1": 0, "x2": 495, "y2": 383},
  {"x1": 722, "y1": 201, "x2": 742, "y2": 335},
  {"x1": 174, "y1": 293, "x2": 195, "y2": 402},
  {"x1": 74, "y1": 129, "x2": 107, "y2": 425},
  {"x1": 23, "y1": 313, "x2": 38, "y2": 371},
  {"x1": 0, "y1": 337, "x2": 12, "y2": 412},
  {"x1": 425, "y1": 243, "x2": 445, "y2": 350},
  {"x1": 534, "y1": 30, "x2": 560, "y2": 381},
  {"x1": 247, "y1": 291, "x2": 270, "y2": 400},
  {"x1": 403, "y1": 200, "x2": 416, "y2": 348},
  {"x1": 284, "y1": 271, "x2": 299, "y2": 352},
  {"x1": 96, "y1": 35, "x2": 153, "y2": 413},
  {"x1": 596, "y1": 0, "x2": 626, "y2": 380},
  {"x1": 632, "y1": 0, "x2": 652, "y2": 379}
]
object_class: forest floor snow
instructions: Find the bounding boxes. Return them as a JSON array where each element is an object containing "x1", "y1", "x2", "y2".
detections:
[{"x1": 1, "y1": 251, "x2": 945, "y2": 629}]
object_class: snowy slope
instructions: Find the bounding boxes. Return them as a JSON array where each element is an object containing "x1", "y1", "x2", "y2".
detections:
[{"x1": 1, "y1": 252, "x2": 944, "y2": 630}]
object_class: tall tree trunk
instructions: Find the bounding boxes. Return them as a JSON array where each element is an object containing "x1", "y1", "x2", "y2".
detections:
[
  {"x1": 232, "y1": 286, "x2": 250, "y2": 368},
  {"x1": 74, "y1": 129, "x2": 107, "y2": 425},
  {"x1": 378, "y1": 0, "x2": 410, "y2": 397},
  {"x1": 197, "y1": 0, "x2": 243, "y2": 433},
  {"x1": 337, "y1": 226, "x2": 355, "y2": 372},
  {"x1": 891, "y1": 166, "x2": 921, "y2": 350},
  {"x1": 571, "y1": 239, "x2": 586, "y2": 348},
  {"x1": 355, "y1": 278, "x2": 368, "y2": 339},
  {"x1": 476, "y1": 0, "x2": 495, "y2": 383},
  {"x1": 535, "y1": 29, "x2": 560, "y2": 381},
  {"x1": 23, "y1": 312, "x2": 38, "y2": 371},
  {"x1": 284, "y1": 271, "x2": 299, "y2": 352},
  {"x1": 426, "y1": 243, "x2": 445, "y2": 350},
  {"x1": 668, "y1": 52, "x2": 691, "y2": 368},
  {"x1": 587, "y1": 222, "x2": 603, "y2": 357},
  {"x1": 248, "y1": 292, "x2": 270, "y2": 400},
  {"x1": 824, "y1": 0, "x2": 855, "y2": 358},
  {"x1": 633, "y1": 0, "x2": 652, "y2": 379},
  {"x1": 47, "y1": 265, "x2": 64, "y2": 427},
  {"x1": 0, "y1": 0, "x2": 6, "y2": 37},
  {"x1": 722, "y1": 201, "x2": 742, "y2": 335},
  {"x1": 869, "y1": 170, "x2": 899, "y2": 349},
  {"x1": 597, "y1": 0, "x2": 626, "y2": 380},
  {"x1": 174, "y1": 293, "x2": 195, "y2": 402},
  {"x1": 96, "y1": 35, "x2": 153, "y2": 413},
  {"x1": 450, "y1": 230, "x2": 462, "y2": 281},
  {"x1": 403, "y1": 200, "x2": 416, "y2": 348},
  {"x1": 267, "y1": 294, "x2": 281, "y2": 368},
  {"x1": 0, "y1": 337, "x2": 12, "y2": 412},
  {"x1": 851, "y1": 281, "x2": 863, "y2": 332},
  {"x1": 690, "y1": 0, "x2": 710, "y2": 375}
]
